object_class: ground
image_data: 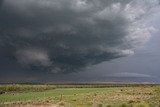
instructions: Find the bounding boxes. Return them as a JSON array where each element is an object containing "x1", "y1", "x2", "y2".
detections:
[{"x1": 0, "y1": 84, "x2": 160, "y2": 107}]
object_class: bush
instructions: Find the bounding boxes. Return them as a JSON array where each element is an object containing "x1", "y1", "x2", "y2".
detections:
[
  {"x1": 128, "y1": 100, "x2": 134, "y2": 103},
  {"x1": 59, "y1": 101, "x2": 65, "y2": 106},
  {"x1": 98, "y1": 103, "x2": 103, "y2": 107}
]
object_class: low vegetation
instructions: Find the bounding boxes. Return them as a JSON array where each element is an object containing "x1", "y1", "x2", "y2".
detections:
[
  {"x1": 0, "y1": 84, "x2": 160, "y2": 107},
  {"x1": 0, "y1": 84, "x2": 56, "y2": 92}
]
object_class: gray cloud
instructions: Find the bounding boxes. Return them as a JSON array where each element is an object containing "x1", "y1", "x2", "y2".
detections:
[
  {"x1": 0, "y1": 0, "x2": 159, "y2": 73},
  {"x1": 16, "y1": 49, "x2": 52, "y2": 67},
  {"x1": 0, "y1": 0, "x2": 3, "y2": 7}
]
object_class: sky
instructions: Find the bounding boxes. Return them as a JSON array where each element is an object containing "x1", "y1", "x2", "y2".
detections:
[{"x1": 0, "y1": 0, "x2": 160, "y2": 83}]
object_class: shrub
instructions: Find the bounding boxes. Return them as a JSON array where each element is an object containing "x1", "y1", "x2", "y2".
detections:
[
  {"x1": 98, "y1": 103, "x2": 103, "y2": 107},
  {"x1": 59, "y1": 101, "x2": 65, "y2": 106},
  {"x1": 128, "y1": 100, "x2": 134, "y2": 103}
]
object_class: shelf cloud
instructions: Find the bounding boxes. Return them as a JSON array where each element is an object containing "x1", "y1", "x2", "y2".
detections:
[
  {"x1": 0, "y1": 0, "x2": 159, "y2": 73},
  {"x1": 106, "y1": 72, "x2": 152, "y2": 78}
]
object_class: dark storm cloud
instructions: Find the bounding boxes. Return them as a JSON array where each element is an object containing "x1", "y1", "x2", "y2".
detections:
[
  {"x1": 0, "y1": 1, "x2": 3, "y2": 8},
  {"x1": 0, "y1": 0, "x2": 158, "y2": 73}
]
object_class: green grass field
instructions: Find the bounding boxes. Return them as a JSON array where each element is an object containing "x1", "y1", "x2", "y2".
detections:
[{"x1": 0, "y1": 84, "x2": 160, "y2": 107}]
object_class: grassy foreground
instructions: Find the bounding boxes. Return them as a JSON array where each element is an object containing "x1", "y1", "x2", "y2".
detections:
[{"x1": 0, "y1": 84, "x2": 160, "y2": 107}]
